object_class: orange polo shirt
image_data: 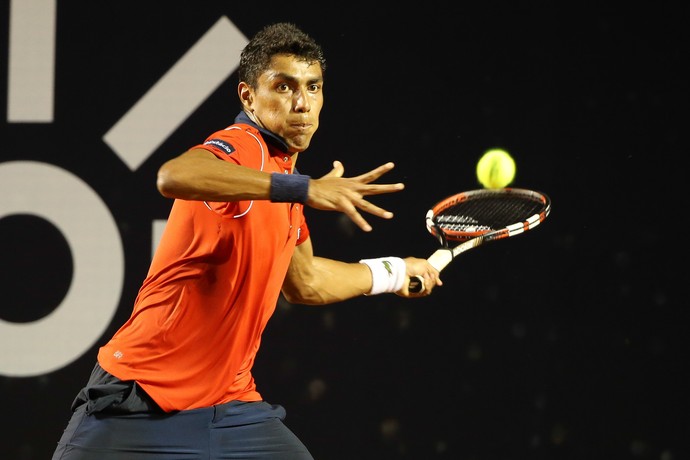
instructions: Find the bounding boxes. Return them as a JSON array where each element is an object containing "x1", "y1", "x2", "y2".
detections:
[{"x1": 98, "y1": 121, "x2": 310, "y2": 412}]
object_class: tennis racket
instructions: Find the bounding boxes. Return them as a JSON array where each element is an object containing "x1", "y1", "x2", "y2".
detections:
[{"x1": 409, "y1": 188, "x2": 551, "y2": 293}]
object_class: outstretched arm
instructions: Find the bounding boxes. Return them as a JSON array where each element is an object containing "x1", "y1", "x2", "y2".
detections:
[
  {"x1": 157, "y1": 148, "x2": 272, "y2": 202},
  {"x1": 281, "y1": 236, "x2": 442, "y2": 305},
  {"x1": 157, "y1": 149, "x2": 404, "y2": 232}
]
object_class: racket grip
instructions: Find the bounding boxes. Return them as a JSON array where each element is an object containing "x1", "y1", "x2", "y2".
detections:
[
  {"x1": 409, "y1": 276, "x2": 424, "y2": 293},
  {"x1": 408, "y1": 249, "x2": 455, "y2": 293}
]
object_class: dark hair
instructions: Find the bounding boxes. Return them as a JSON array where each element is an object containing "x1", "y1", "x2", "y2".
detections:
[{"x1": 238, "y1": 22, "x2": 326, "y2": 87}]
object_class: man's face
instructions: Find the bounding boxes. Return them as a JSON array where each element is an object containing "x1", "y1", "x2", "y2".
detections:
[{"x1": 242, "y1": 54, "x2": 324, "y2": 153}]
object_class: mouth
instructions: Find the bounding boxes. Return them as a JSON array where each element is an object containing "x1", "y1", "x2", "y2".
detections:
[{"x1": 290, "y1": 122, "x2": 312, "y2": 130}]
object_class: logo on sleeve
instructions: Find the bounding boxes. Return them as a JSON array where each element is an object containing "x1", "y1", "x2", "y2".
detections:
[{"x1": 204, "y1": 139, "x2": 235, "y2": 155}]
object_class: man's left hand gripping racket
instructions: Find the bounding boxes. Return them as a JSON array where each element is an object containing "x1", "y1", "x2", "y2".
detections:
[{"x1": 409, "y1": 188, "x2": 551, "y2": 293}]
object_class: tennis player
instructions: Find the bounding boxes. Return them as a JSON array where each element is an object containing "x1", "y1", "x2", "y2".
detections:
[{"x1": 52, "y1": 22, "x2": 441, "y2": 459}]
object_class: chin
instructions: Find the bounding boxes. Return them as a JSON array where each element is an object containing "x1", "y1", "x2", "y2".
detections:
[
  {"x1": 288, "y1": 145, "x2": 309, "y2": 154},
  {"x1": 287, "y1": 137, "x2": 312, "y2": 152}
]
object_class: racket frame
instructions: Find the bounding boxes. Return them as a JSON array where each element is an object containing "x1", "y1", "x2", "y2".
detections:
[{"x1": 409, "y1": 188, "x2": 550, "y2": 292}]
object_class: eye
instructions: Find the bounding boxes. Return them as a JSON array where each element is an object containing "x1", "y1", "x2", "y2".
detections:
[
  {"x1": 307, "y1": 83, "x2": 321, "y2": 93},
  {"x1": 276, "y1": 83, "x2": 290, "y2": 93}
]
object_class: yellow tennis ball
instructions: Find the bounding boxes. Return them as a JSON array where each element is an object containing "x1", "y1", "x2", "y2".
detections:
[{"x1": 476, "y1": 148, "x2": 516, "y2": 189}]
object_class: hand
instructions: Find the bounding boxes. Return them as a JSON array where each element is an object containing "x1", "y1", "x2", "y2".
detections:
[
  {"x1": 306, "y1": 161, "x2": 404, "y2": 232},
  {"x1": 396, "y1": 257, "x2": 442, "y2": 297}
]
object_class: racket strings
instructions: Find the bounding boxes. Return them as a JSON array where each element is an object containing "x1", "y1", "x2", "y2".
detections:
[{"x1": 435, "y1": 196, "x2": 544, "y2": 232}]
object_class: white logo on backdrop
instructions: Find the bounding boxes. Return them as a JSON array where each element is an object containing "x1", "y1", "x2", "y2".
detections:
[{"x1": 1, "y1": 0, "x2": 247, "y2": 376}]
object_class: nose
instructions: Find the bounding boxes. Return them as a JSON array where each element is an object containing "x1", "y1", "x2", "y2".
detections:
[{"x1": 293, "y1": 89, "x2": 310, "y2": 113}]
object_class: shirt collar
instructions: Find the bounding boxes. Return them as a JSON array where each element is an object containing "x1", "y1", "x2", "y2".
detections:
[{"x1": 234, "y1": 111, "x2": 290, "y2": 153}]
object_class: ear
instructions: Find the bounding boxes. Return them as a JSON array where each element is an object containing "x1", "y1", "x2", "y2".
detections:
[{"x1": 238, "y1": 83, "x2": 253, "y2": 110}]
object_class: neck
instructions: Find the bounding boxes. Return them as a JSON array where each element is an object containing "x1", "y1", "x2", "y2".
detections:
[{"x1": 245, "y1": 110, "x2": 264, "y2": 128}]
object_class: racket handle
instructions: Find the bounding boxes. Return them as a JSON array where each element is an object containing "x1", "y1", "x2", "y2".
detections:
[
  {"x1": 408, "y1": 249, "x2": 455, "y2": 293},
  {"x1": 409, "y1": 276, "x2": 424, "y2": 293}
]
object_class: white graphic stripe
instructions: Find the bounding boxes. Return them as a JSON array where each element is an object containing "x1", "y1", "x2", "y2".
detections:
[
  {"x1": 7, "y1": 0, "x2": 56, "y2": 122},
  {"x1": 103, "y1": 16, "x2": 248, "y2": 171}
]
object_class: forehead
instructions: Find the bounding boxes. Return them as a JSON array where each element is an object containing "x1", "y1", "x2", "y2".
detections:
[{"x1": 259, "y1": 53, "x2": 323, "y2": 83}]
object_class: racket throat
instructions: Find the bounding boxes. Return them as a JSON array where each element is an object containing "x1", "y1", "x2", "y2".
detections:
[{"x1": 432, "y1": 219, "x2": 450, "y2": 248}]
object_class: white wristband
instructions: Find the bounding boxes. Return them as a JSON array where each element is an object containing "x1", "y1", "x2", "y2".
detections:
[{"x1": 359, "y1": 257, "x2": 407, "y2": 295}]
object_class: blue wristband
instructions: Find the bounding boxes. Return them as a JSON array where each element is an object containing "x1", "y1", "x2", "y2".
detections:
[{"x1": 270, "y1": 173, "x2": 310, "y2": 203}]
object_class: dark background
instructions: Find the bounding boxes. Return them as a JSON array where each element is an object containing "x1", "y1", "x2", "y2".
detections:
[{"x1": 1, "y1": 3, "x2": 687, "y2": 459}]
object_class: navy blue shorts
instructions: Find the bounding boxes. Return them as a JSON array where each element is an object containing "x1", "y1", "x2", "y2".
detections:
[{"x1": 52, "y1": 365, "x2": 313, "y2": 459}]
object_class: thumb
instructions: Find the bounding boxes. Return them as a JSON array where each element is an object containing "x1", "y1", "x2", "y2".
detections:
[{"x1": 324, "y1": 160, "x2": 344, "y2": 178}]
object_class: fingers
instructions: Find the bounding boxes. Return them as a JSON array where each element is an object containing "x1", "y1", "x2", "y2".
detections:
[
  {"x1": 359, "y1": 182, "x2": 405, "y2": 196},
  {"x1": 330, "y1": 193, "x2": 391, "y2": 232},
  {"x1": 352, "y1": 163, "x2": 405, "y2": 195},
  {"x1": 351, "y1": 161, "x2": 396, "y2": 182},
  {"x1": 309, "y1": 161, "x2": 403, "y2": 231},
  {"x1": 354, "y1": 198, "x2": 394, "y2": 220},
  {"x1": 328, "y1": 161, "x2": 399, "y2": 185},
  {"x1": 323, "y1": 161, "x2": 404, "y2": 198},
  {"x1": 346, "y1": 210, "x2": 373, "y2": 232},
  {"x1": 419, "y1": 272, "x2": 442, "y2": 295},
  {"x1": 398, "y1": 258, "x2": 442, "y2": 297}
]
